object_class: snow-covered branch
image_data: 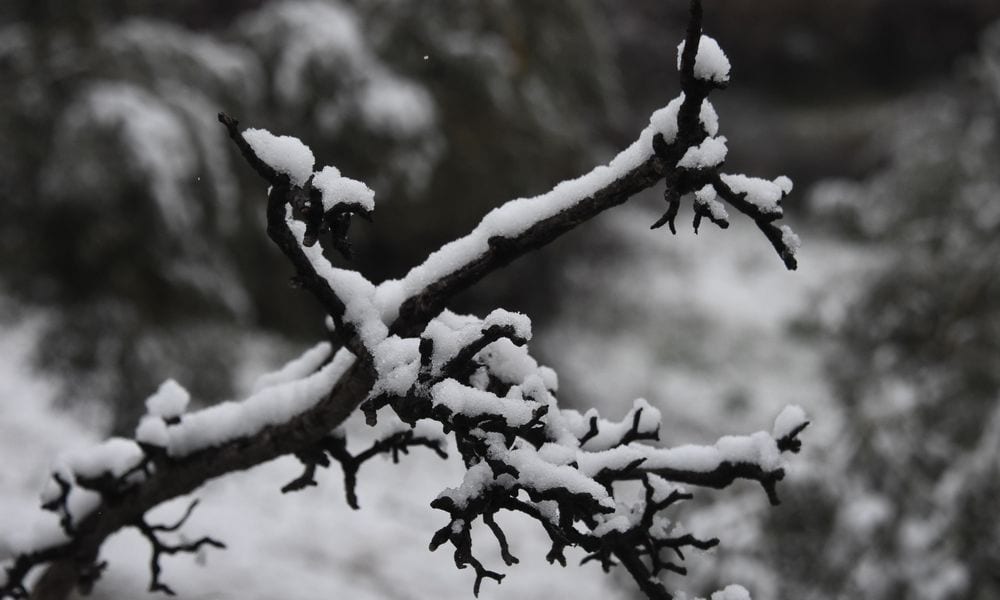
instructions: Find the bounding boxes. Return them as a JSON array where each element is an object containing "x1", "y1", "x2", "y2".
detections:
[
  {"x1": 1, "y1": 2, "x2": 805, "y2": 599},
  {"x1": 357, "y1": 308, "x2": 808, "y2": 599}
]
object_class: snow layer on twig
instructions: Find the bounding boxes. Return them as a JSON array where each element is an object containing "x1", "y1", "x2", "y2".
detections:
[
  {"x1": 55, "y1": 438, "x2": 145, "y2": 482},
  {"x1": 720, "y1": 174, "x2": 787, "y2": 215},
  {"x1": 694, "y1": 185, "x2": 729, "y2": 221},
  {"x1": 779, "y1": 225, "x2": 802, "y2": 258},
  {"x1": 772, "y1": 404, "x2": 807, "y2": 439},
  {"x1": 372, "y1": 94, "x2": 698, "y2": 322},
  {"x1": 253, "y1": 341, "x2": 333, "y2": 393},
  {"x1": 164, "y1": 349, "x2": 355, "y2": 456},
  {"x1": 312, "y1": 165, "x2": 375, "y2": 212},
  {"x1": 242, "y1": 127, "x2": 315, "y2": 186},
  {"x1": 678, "y1": 136, "x2": 728, "y2": 170},
  {"x1": 677, "y1": 35, "x2": 731, "y2": 83},
  {"x1": 145, "y1": 379, "x2": 190, "y2": 419},
  {"x1": 371, "y1": 336, "x2": 420, "y2": 396},
  {"x1": 285, "y1": 213, "x2": 388, "y2": 347},
  {"x1": 430, "y1": 380, "x2": 541, "y2": 427},
  {"x1": 577, "y1": 428, "x2": 785, "y2": 477}
]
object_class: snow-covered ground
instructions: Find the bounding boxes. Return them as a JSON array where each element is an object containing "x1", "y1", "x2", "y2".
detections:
[
  {"x1": 542, "y1": 204, "x2": 877, "y2": 448},
  {"x1": 0, "y1": 204, "x2": 876, "y2": 599},
  {"x1": 537, "y1": 204, "x2": 880, "y2": 596},
  {"x1": 0, "y1": 319, "x2": 635, "y2": 600}
]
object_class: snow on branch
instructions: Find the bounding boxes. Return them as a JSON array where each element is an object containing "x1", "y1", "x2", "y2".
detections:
[
  {"x1": 647, "y1": 0, "x2": 800, "y2": 270},
  {"x1": 1, "y1": 2, "x2": 806, "y2": 599},
  {"x1": 357, "y1": 307, "x2": 808, "y2": 598}
]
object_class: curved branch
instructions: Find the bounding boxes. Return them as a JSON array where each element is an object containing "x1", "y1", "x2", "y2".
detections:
[
  {"x1": 10, "y1": 106, "x2": 674, "y2": 600},
  {"x1": 390, "y1": 156, "x2": 668, "y2": 336},
  {"x1": 4, "y1": 2, "x2": 805, "y2": 598}
]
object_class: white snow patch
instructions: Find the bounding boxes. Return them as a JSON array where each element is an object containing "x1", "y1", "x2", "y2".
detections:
[
  {"x1": 700, "y1": 100, "x2": 720, "y2": 137},
  {"x1": 374, "y1": 96, "x2": 689, "y2": 322},
  {"x1": 678, "y1": 136, "x2": 728, "y2": 170},
  {"x1": 252, "y1": 341, "x2": 332, "y2": 393},
  {"x1": 566, "y1": 398, "x2": 662, "y2": 452},
  {"x1": 576, "y1": 446, "x2": 646, "y2": 478},
  {"x1": 285, "y1": 213, "x2": 388, "y2": 347},
  {"x1": 242, "y1": 128, "x2": 315, "y2": 186},
  {"x1": 164, "y1": 348, "x2": 355, "y2": 456},
  {"x1": 500, "y1": 444, "x2": 614, "y2": 509},
  {"x1": 772, "y1": 405, "x2": 807, "y2": 439},
  {"x1": 647, "y1": 474, "x2": 686, "y2": 504},
  {"x1": 635, "y1": 429, "x2": 783, "y2": 474},
  {"x1": 475, "y1": 338, "x2": 547, "y2": 389},
  {"x1": 430, "y1": 380, "x2": 540, "y2": 427},
  {"x1": 145, "y1": 379, "x2": 190, "y2": 419},
  {"x1": 135, "y1": 416, "x2": 169, "y2": 447},
  {"x1": 677, "y1": 35, "x2": 731, "y2": 83},
  {"x1": 774, "y1": 175, "x2": 794, "y2": 195},
  {"x1": 483, "y1": 309, "x2": 532, "y2": 340},
  {"x1": 720, "y1": 174, "x2": 786, "y2": 215},
  {"x1": 57, "y1": 438, "x2": 145, "y2": 482},
  {"x1": 780, "y1": 225, "x2": 802, "y2": 257},
  {"x1": 694, "y1": 185, "x2": 729, "y2": 222},
  {"x1": 421, "y1": 311, "x2": 483, "y2": 371},
  {"x1": 312, "y1": 165, "x2": 375, "y2": 213},
  {"x1": 371, "y1": 336, "x2": 420, "y2": 396},
  {"x1": 711, "y1": 584, "x2": 752, "y2": 600}
]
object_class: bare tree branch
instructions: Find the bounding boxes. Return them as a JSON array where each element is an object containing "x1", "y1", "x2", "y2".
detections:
[{"x1": 1, "y1": 2, "x2": 806, "y2": 599}]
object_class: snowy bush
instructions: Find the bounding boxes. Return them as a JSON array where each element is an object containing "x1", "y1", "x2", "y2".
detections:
[
  {"x1": 756, "y1": 21, "x2": 1000, "y2": 599},
  {"x1": 0, "y1": 3, "x2": 807, "y2": 599}
]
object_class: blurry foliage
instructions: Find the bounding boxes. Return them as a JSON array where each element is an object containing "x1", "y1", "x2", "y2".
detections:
[
  {"x1": 0, "y1": 0, "x2": 622, "y2": 432},
  {"x1": 762, "y1": 22, "x2": 1000, "y2": 600},
  {"x1": 611, "y1": 0, "x2": 1000, "y2": 102},
  {"x1": 607, "y1": 0, "x2": 1000, "y2": 201},
  {"x1": 2, "y1": 2, "x2": 1000, "y2": 595}
]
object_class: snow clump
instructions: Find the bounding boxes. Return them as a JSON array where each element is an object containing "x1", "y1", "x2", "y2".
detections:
[
  {"x1": 678, "y1": 136, "x2": 728, "y2": 170},
  {"x1": 772, "y1": 404, "x2": 808, "y2": 439},
  {"x1": 242, "y1": 128, "x2": 315, "y2": 186},
  {"x1": 145, "y1": 379, "x2": 190, "y2": 420},
  {"x1": 677, "y1": 35, "x2": 731, "y2": 83},
  {"x1": 312, "y1": 165, "x2": 375, "y2": 213}
]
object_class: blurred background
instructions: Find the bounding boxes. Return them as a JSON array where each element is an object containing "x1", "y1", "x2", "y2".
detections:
[{"x1": 1, "y1": 1, "x2": 999, "y2": 598}]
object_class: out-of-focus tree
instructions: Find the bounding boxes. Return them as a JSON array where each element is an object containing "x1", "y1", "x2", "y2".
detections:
[
  {"x1": 0, "y1": 0, "x2": 622, "y2": 432},
  {"x1": 753, "y1": 21, "x2": 1000, "y2": 600}
]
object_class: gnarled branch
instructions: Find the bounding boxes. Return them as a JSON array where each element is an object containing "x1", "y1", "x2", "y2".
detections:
[{"x1": 1, "y1": 2, "x2": 805, "y2": 599}]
